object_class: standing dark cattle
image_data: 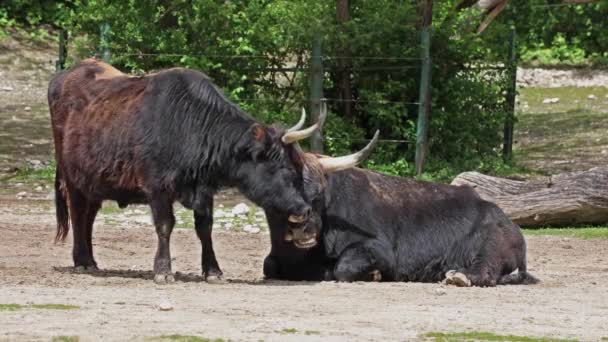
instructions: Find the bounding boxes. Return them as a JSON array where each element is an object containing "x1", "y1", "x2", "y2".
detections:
[
  {"x1": 48, "y1": 58, "x2": 324, "y2": 284},
  {"x1": 264, "y1": 152, "x2": 539, "y2": 287}
]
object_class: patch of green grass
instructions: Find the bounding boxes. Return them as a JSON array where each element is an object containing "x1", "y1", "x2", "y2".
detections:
[
  {"x1": 0, "y1": 303, "x2": 79, "y2": 311},
  {"x1": 304, "y1": 330, "x2": 320, "y2": 335},
  {"x1": 514, "y1": 87, "x2": 608, "y2": 173},
  {"x1": 98, "y1": 202, "x2": 124, "y2": 215},
  {"x1": 424, "y1": 331, "x2": 576, "y2": 342},
  {"x1": 523, "y1": 227, "x2": 608, "y2": 239},
  {"x1": 518, "y1": 87, "x2": 608, "y2": 115},
  {"x1": 158, "y1": 335, "x2": 227, "y2": 342},
  {"x1": 0, "y1": 304, "x2": 23, "y2": 311},
  {"x1": 279, "y1": 328, "x2": 298, "y2": 334},
  {"x1": 3, "y1": 163, "x2": 55, "y2": 183},
  {"x1": 30, "y1": 304, "x2": 80, "y2": 310},
  {"x1": 175, "y1": 206, "x2": 194, "y2": 229},
  {"x1": 52, "y1": 336, "x2": 80, "y2": 342}
]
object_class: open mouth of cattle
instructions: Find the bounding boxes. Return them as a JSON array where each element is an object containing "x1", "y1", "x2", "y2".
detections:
[
  {"x1": 293, "y1": 237, "x2": 317, "y2": 249},
  {"x1": 284, "y1": 228, "x2": 318, "y2": 249}
]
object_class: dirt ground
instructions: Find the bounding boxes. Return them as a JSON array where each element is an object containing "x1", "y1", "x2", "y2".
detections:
[{"x1": 0, "y1": 198, "x2": 607, "y2": 342}]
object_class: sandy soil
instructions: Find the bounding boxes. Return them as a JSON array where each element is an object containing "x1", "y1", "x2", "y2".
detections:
[{"x1": 1, "y1": 198, "x2": 607, "y2": 342}]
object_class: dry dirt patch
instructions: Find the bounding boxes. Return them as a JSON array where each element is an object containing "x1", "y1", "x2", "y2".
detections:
[{"x1": 1, "y1": 200, "x2": 607, "y2": 341}]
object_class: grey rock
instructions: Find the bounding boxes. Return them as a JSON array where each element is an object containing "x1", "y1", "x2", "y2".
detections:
[
  {"x1": 232, "y1": 203, "x2": 250, "y2": 216},
  {"x1": 158, "y1": 300, "x2": 173, "y2": 311}
]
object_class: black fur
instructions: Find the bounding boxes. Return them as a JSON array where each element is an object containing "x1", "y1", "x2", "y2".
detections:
[
  {"x1": 49, "y1": 59, "x2": 310, "y2": 281},
  {"x1": 264, "y1": 166, "x2": 539, "y2": 286}
]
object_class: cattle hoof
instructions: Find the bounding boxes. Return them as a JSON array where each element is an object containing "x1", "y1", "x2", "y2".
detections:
[
  {"x1": 154, "y1": 273, "x2": 175, "y2": 285},
  {"x1": 370, "y1": 270, "x2": 382, "y2": 282},
  {"x1": 74, "y1": 265, "x2": 98, "y2": 273},
  {"x1": 444, "y1": 270, "x2": 471, "y2": 287},
  {"x1": 205, "y1": 274, "x2": 227, "y2": 285}
]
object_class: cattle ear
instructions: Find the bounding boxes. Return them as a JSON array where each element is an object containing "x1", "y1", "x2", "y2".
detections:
[
  {"x1": 247, "y1": 124, "x2": 267, "y2": 161},
  {"x1": 251, "y1": 124, "x2": 266, "y2": 143},
  {"x1": 233, "y1": 124, "x2": 266, "y2": 160}
]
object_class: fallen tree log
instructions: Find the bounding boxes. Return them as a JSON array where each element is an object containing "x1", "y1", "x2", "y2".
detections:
[{"x1": 451, "y1": 167, "x2": 608, "y2": 227}]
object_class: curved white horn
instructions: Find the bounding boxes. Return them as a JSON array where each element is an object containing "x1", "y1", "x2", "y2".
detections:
[
  {"x1": 318, "y1": 130, "x2": 380, "y2": 173},
  {"x1": 281, "y1": 103, "x2": 327, "y2": 144},
  {"x1": 286, "y1": 108, "x2": 306, "y2": 133}
]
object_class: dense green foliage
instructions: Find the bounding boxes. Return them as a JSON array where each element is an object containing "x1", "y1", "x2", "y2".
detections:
[
  {"x1": 488, "y1": 0, "x2": 608, "y2": 66},
  {"x1": 1, "y1": 0, "x2": 605, "y2": 180}
]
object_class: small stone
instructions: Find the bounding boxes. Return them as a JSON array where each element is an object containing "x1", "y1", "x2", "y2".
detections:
[
  {"x1": 224, "y1": 222, "x2": 233, "y2": 230},
  {"x1": 158, "y1": 300, "x2": 173, "y2": 311},
  {"x1": 35, "y1": 186, "x2": 43, "y2": 191},
  {"x1": 587, "y1": 94, "x2": 597, "y2": 100},
  {"x1": 134, "y1": 216, "x2": 152, "y2": 225},
  {"x1": 16, "y1": 191, "x2": 27, "y2": 198},
  {"x1": 24, "y1": 106, "x2": 31, "y2": 111},
  {"x1": 244, "y1": 225, "x2": 260, "y2": 234},
  {"x1": 0, "y1": 86, "x2": 14, "y2": 91},
  {"x1": 231, "y1": 203, "x2": 250, "y2": 216},
  {"x1": 542, "y1": 98, "x2": 559, "y2": 104},
  {"x1": 601, "y1": 150, "x2": 607, "y2": 155},
  {"x1": 434, "y1": 287, "x2": 447, "y2": 296},
  {"x1": 218, "y1": 204, "x2": 224, "y2": 208}
]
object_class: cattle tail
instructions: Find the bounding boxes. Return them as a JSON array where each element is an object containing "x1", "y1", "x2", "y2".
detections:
[{"x1": 54, "y1": 167, "x2": 70, "y2": 242}]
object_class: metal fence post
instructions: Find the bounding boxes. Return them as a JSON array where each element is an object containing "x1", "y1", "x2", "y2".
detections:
[
  {"x1": 100, "y1": 22, "x2": 111, "y2": 62},
  {"x1": 503, "y1": 27, "x2": 517, "y2": 162},
  {"x1": 55, "y1": 29, "x2": 68, "y2": 72},
  {"x1": 415, "y1": 0, "x2": 433, "y2": 175},
  {"x1": 309, "y1": 34, "x2": 324, "y2": 153}
]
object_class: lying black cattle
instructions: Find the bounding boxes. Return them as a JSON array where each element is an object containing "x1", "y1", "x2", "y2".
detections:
[
  {"x1": 49, "y1": 58, "x2": 330, "y2": 284},
  {"x1": 264, "y1": 151, "x2": 539, "y2": 286}
]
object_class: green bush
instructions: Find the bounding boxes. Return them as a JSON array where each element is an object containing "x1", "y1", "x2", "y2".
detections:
[
  {"x1": 15, "y1": 1, "x2": 604, "y2": 180},
  {"x1": 0, "y1": 0, "x2": 72, "y2": 27},
  {"x1": 58, "y1": 0, "x2": 519, "y2": 180}
]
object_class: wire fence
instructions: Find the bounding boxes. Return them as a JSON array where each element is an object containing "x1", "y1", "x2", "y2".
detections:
[{"x1": 55, "y1": 14, "x2": 518, "y2": 172}]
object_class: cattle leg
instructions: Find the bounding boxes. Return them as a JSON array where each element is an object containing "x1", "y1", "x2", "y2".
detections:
[
  {"x1": 67, "y1": 188, "x2": 97, "y2": 271},
  {"x1": 83, "y1": 200, "x2": 101, "y2": 269},
  {"x1": 444, "y1": 270, "x2": 472, "y2": 287},
  {"x1": 149, "y1": 194, "x2": 176, "y2": 284},
  {"x1": 333, "y1": 241, "x2": 393, "y2": 282},
  {"x1": 193, "y1": 196, "x2": 224, "y2": 283},
  {"x1": 446, "y1": 256, "x2": 501, "y2": 287},
  {"x1": 263, "y1": 254, "x2": 282, "y2": 280}
]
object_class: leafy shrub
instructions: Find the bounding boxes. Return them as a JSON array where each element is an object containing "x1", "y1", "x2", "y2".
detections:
[{"x1": 12, "y1": 0, "x2": 602, "y2": 180}]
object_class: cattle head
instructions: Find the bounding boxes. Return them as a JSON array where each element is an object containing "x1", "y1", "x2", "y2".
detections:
[
  {"x1": 231, "y1": 108, "x2": 327, "y2": 221},
  {"x1": 281, "y1": 128, "x2": 380, "y2": 249}
]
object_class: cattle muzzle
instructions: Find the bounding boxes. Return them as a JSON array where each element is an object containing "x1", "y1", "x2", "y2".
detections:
[{"x1": 284, "y1": 212, "x2": 318, "y2": 249}]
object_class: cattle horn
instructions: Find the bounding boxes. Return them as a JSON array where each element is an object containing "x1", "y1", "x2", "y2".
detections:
[
  {"x1": 286, "y1": 108, "x2": 307, "y2": 133},
  {"x1": 281, "y1": 103, "x2": 327, "y2": 144},
  {"x1": 319, "y1": 130, "x2": 380, "y2": 173}
]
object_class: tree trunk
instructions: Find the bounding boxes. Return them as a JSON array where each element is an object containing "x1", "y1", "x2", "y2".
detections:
[
  {"x1": 336, "y1": 0, "x2": 352, "y2": 119},
  {"x1": 451, "y1": 167, "x2": 608, "y2": 227}
]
